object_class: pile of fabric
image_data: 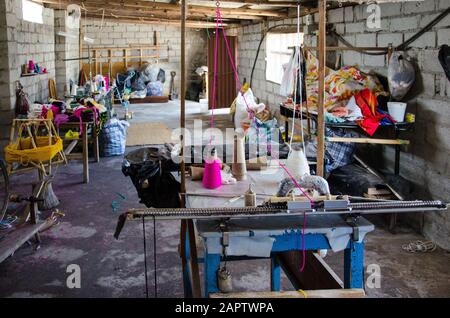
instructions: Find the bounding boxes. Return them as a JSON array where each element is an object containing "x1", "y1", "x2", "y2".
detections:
[
  {"x1": 328, "y1": 89, "x2": 395, "y2": 136},
  {"x1": 304, "y1": 50, "x2": 387, "y2": 110},
  {"x1": 34, "y1": 98, "x2": 108, "y2": 135},
  {"x1": 301, "y1": 50, "x2": 406, "y2": 136}
]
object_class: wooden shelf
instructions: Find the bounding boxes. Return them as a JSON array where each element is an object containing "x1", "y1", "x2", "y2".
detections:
[{"x1": 0, "y1": 221, "x2": 46, "y2": 264}]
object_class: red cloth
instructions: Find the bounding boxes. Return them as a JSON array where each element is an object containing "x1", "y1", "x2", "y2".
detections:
[{"x1": 355, "y1": 89, "x2": 394, "y2": 136}]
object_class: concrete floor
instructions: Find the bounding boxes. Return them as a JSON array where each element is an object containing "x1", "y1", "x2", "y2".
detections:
[{"x1": 0, "y1": 101, "x2": 449, "y2": 298}]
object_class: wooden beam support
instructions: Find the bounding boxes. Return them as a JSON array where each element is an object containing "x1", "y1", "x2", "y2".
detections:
[
  {"x1": 327, "y1": 137, "x2": 410, "y2": 145},
  {"x1": 180, "y1": 0, "x2": 186, "y2": 208},
  {"x1": 211, "y1": 289, "x2": 366, "y2": 298},
  {"x1": 278, "y1": 251, "x2": 343, "y2": 290},
  {"x1": 35, "y1": 0, "x2": 286, "y2": 17},
  {"x1": 317, "y1": 0, "x2": 326, "y2": 177},
  {"x1": 45, "y1": 2, "x2": 264, "y2": 21},
  {"x1": 85, "y1": 14, "x2": 228, "y2": 28},
  {"x1": 208, "y1": 0, "x2": 300, "y2": 7}
]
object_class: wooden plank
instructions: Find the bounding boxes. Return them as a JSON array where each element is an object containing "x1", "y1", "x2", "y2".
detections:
[
  {"x1": 327, "y1": 137, "x2": 410, "y2": 145},
  {"x1": 82, "y1": 123, "x2": 89, "y2": 184},
  {"x1": 268, "y1": 195, "x2": 338, "y2": 203},
  {"x1": 211, "y1": 289, "x2": 365, "y2": 298},
  {"x1": 82, "y1": 45, "x2": 167, "y2": 51},
  {"x1": 180, "y1": 0, "x2": 186, "y2": 202},
  {"x1": 0, "y1": 222, "x2": 47, "y2": 264},
  {"x1": 64, "y1": 139, "x2": 79, "y2": 155},
  {"x1": 278, "y1": 251, "x2": 343, "y2": 290},
  {"x1": 127, "y1": 96, "x2": 169, "y2": 104},
  {"x1": 304, "y1": 46, "x2": 389, "y2": 52},
  {"x1": 38, "y1": 0, "x2": 287, "y2": 17},
  {"x1": 316, "y1": 0, "x2": 326, "y2": 177}
]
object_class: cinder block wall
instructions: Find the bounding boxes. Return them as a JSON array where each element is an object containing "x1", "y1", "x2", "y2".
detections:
[
  {"x1": 236, "y1": 0, "x2": 450, "y2": 250},
  {"x1": 83, "y1": 20, "x2": 207, "y2": 95},
  {"x1": 0, "y1": 0, "x2": 56, "y2": 153},
  {"x1": 0, "y1": 0, "x2": 13, "y2": 152},
  {"x1": 54, "y1": 10, "x2": 80, "y2": 97},
  {"x1": 13, "y1": 3, "x2": 56, "y2": 103}
]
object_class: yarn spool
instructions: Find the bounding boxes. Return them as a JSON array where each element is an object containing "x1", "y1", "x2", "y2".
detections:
[
  {"x1": 285, "y1": 144, "x2": 310, "y2": 179},
  {"x1": 232, "y1": 133, "x2": 247, "y2": 181},
  {"x1": 202, "y1": 148, "x2": 222, "y2": 189}
]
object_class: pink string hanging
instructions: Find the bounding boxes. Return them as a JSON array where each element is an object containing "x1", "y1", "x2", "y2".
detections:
[
  {"x1": 209, "y1": 9, "x2": 220, "y2": 145},
  {"x1": 213, "y1": 4, "x2": 310, "y2": 271}
]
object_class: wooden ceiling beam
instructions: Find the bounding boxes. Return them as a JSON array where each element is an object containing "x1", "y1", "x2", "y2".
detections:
[
  {"x1": 34, "y1": 0, "x2": 286, "y2": 17},
  {"x1": 205, "y1": 0, "x2": 299, "y2": 7},
  {"x1": 85, "y1": 13, "x2": 233, "y2": 28},
  {"x1": 44, "y1": 3, "x2": 264, "y2": 21}
]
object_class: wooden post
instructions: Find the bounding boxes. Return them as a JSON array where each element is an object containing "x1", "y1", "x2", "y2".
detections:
[
  {"x1": 82, "y1": 123, "x2": 89, "y2": 183},
  {"x1": 317, "y1": 0, "x2": 326, "y2": 177},
  {"x1": 79, "y1": 22, "x2": 84, "y2": 72},
  {"x1": 180, "y1": 0, "x2": 203, "y2": 299},
  {"x1": 180, "y1": 0, "x2": 186, "y2": 204}
]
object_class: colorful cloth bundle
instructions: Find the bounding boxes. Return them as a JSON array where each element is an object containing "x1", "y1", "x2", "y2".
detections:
[
  {"x1": 304, "y1": 50, "x2": 387, "y2": 110},
  {"x1": 354, "y1": 89, "x2": 395, "y2": 136}
]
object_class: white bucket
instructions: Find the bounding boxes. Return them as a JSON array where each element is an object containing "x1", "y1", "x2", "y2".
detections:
[{"x1": 387, "y1": 102, "x2": 407, "y2": 122}]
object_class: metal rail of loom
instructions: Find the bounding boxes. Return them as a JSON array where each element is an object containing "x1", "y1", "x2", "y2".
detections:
[{"x1": 114, "y1": 200, "x2": 448, "y2": 239}]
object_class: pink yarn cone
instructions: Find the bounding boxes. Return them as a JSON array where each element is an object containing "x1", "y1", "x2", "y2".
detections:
[{"x1": 202, "y1": 159, "x2": 222, "y2": 189}]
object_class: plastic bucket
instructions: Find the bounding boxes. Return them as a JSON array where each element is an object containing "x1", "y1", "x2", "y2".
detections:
[{"x1": 387, "y1": 102, "x2": 407, "y2": 122}]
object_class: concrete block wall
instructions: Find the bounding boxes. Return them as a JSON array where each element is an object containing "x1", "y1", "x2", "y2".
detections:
[
  {"x1": 0, "y1": 0, "x2": 57, "y2": 154},
  {"x1": 236, "y1": 1, "x2": 450, "y2": 249},
  {"x1": 0, "y1": 0, "x2": 13, "y2": 152},
  {"x1": 54, "y1": 10, "x2": 79, "y2": 97},
  {"x1": 13, "y1": 2, "x2": 56, "y2": 104},
  {"x1": 83, "y1": 20, "x2": 207, "y2": 95},
  {"x1": 236, "y1": 19, "x2": 299, "y2": 118}
]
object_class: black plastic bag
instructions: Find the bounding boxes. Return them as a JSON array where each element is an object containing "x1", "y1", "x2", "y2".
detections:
[
  {"x1": 122, "y1": 146, "x2": 180, "y2": 208},
  {"x1": 439, "y1": 44, "x2": 450, "y2": 81},
  {"x1": 157, "y1": 68, "x2": 166, "y2": 83}
]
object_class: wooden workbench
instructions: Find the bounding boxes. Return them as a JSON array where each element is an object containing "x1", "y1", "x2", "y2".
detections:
[{"x1": 280, "y1": 104, "x2": 414, "y2": 175}]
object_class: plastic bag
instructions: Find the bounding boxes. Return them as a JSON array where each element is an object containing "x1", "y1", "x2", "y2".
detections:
[
  {"x1": 147, "y1": 81, "x2": 163, "y2": 96},
  {"x1": 234, "y1": 88, "x2": 266, "y2": 129},
  {"x1": 280, "y1": 48, "x2": 300, "y2": 97},
  {"x1": 148, "y1": 65, "x2": 161, "y2": 83},
  {"x1": 99, "y1": 118, "x2": 129, "y2": 157},
  {"x1": 439, "y1": 44, "x2": 450, "y2": 81},
  {"x1": 122, "y1": 146, "x2": 180, "y2": 208},
  {"x1": 388, "y1": 52, "x2": 415, "y2": 100},
  {"x1": 157, "y1": 68, "x2": 166, "y2": 83}
]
